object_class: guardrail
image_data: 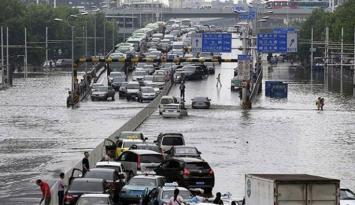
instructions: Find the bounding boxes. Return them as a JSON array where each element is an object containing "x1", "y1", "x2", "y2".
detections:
[{"x1": 45, "y1": 81, "x2": 172, "y2": 205}]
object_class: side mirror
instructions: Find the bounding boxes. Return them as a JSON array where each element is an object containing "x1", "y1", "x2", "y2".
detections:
[{"x1": 119, "y1": 173, "x2": 125, "y2": 179}]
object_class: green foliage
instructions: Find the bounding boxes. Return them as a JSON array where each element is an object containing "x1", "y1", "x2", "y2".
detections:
[
  {"x1": 0, "y1": 0, "x2": 118, "y2": 66},
  {"x1": 298, "y1": 1, "x2": 355, "y2": 63}
]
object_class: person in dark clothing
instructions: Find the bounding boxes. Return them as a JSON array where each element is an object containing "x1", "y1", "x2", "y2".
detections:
[
  {"x1": 57, "y1": 172, "x2": 65, "y2": 205},
  {"x1": 82, "y1": 151, "x2": 90, "y2": 175},
  {"x1": 213, "y1": 192, "x2": 223, "y2": 205},
  {"x1": 180, "y1": 83, "x2": 185, "y2": 99}
]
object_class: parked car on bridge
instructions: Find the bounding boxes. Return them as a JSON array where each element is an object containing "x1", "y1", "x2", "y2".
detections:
[
  {"x1": 95, "y1": 161, "x2": 127, "y2": 181},
  {"x1": 154, "y1": 157, "x2": 215, "y2": 194},
  {"x1": 126, "y1": 81, "x2": 140, "y2": 101},
  {"x1": 158, "y1": 96, "x2": 179, "y2": 115},
  {"x1": 138, "y1": 87, "x2": 157, "y2": 103},
  {"x1": 154, "y1": 133, "x2": 185, "y2": 153},
  {"x1": 340, "y1": 188, "x2": 355, "y2": 205},
  {"x1": 108, "y1": 72, "x2": 126, "y2": 90},
  {"x1": 64, "y1": 178, "x2": 109, "y2": 205},
  {"x1": 119, "y1": 175, "x2": 165, "y2": 205},
  {"x1": 83, "y1": 168, "x2": 125, "y2": 202},
  {"x1": 117, "y1": 150, "x2": 163, "y2": 178},
  {"x1": 91, "y1": 86, "x2": 115, "y2": 101},
  {"x1": 129, "y1": 143, "x2": 161, "y2": 153},
  {"x1": 114, "y1": 139, "x2": 144, "y2": 159},
  {"x1": 146, "y1": 183, "x2": 193, "y2": 205}
]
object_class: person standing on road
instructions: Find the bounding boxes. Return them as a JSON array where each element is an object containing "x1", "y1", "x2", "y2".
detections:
[
  {"x1": 82, "y1": 151, "x2": 90, "y2": 175},
  {"x1": 320, "y1": 97, "x2": 325, "y2": 111},
  {"x1": 216, "y1": 73, "x2": 222, "y2": 87},
  {"x1": 213, "y1": 192, "x2": 223, "y2": 205},
  {"x1": 36, "y1": 179, "x2": 51, "y2": 205},
  {"x1": 57, "y1": 172, "x2": 65, "y2": 205},
  {"x1": 180, "y1": 83, "x2": 186, "y2": 100},
  {"x1": 168, "y1": 188, "x2": 184, "y2": 205},
  {"x1": 316, "y1": 97, "x2": 321, "y2": 110}
]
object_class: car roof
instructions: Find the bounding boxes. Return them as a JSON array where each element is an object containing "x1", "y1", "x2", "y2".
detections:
[
  {"x1": 121, "y1": 131, "x2": 143, "y2": 134},
  {"x1": 172, "y1": 157, "x2": 204, "y2": 163},
  {"x1": 80, "y1": 194, "x2": 110, "y2": 198},
  {"x1": 96, "y1": 161, "x2": 122, "y2": 167},
  {"x1": 133, "y1": 175, "x2": 164, "y2": 180},
  {"x1": 159, "y1": 133, "x2": 184, "y2": 137},
  {"x1": 88, "y1": 168, "x2": 116, "y2": 173},
  {"x1": 162, "y1": 186, "x2": 189, "y2": 191},
  {"x1": 173, "y1": 146, "x2": 196, "y2": 149},
  {"x1": 128, "y1": 149, "x2": 161, "y2": 155},
  {"x1": 73, "y1": 178, "x2": 104, "y2": 183},
  {"x1": 127, "y1": 81, "x2": 140, "y2": 85},
  {"x1": 121, "y1": 139, "x2": 144, "y2": 142}
]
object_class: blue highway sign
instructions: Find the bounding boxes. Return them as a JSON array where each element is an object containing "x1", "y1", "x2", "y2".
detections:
[
  {"x1": 257, "y1": 33, "x2": 287, "y2": 53},
  {"x1": 239, "y1": 11, "x2": 256, "y2": 20},
  {"x1": 201, "y1": 33, "x2": 232, "y2": 53},
  {"x1": 273, "y1": 27, "x2": 296, "y2": 34}
]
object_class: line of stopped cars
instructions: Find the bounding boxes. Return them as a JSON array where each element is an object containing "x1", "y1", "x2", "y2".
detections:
[{"x1": 64, "y1": 131, "x2": 224, "y2": 205}]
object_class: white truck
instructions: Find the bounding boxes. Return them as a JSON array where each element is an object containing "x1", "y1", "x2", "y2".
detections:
[{"x1": 245, "y1": 174, "x2": 340, "y2": 205}]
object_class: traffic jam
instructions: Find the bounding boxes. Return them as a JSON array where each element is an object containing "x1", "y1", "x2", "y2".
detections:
[
  {"x1": 65, "y1": 19, "x2": 355, "y2": 205},
  {"x1": 90, "y1": 19, "x2": 220, "y2": 110},
  {"x1": 65, "y1": 131, "x2": 219, "y2": 205}
]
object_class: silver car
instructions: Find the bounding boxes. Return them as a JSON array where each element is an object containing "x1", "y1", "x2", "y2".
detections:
[{"x1": 117, "y1": 150, "x2": 163, "y2": 179}]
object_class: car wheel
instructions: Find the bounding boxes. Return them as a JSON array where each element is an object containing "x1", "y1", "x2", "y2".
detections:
[
  {"x1": 91, "y1": 97, "x2": 95, "y2": 101},
  {"x1": 204, "y1": 188, "x2": 213, "y2": 194}
]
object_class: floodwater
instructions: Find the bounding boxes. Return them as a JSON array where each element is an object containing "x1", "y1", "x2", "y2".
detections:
[
  {"x1": 1, "y1": 36, "x2": 355, "y2": 204},
  {"x1": 137, "y1": 41, "x2": 355, "y2": 199},
  {"x1": 0, "y1": 73, "x2": 143, "y2": 204}
]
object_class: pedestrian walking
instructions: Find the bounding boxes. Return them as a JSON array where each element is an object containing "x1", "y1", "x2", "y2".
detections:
[
  {"x1": 57, "y1": 173, "x2": 65, "y2": 205},
  {"x1": 213, "y1": 192, "x2": 223, "y2": 205},
  {"x1": 320, "y1": 97, "x2": 325, "y2": 111},
  {"x1": 180, "y1": 83, "x2": 186, "y2": 100},
  {"x1": 316, "y1": 97, "x2": 321, "y2": 110},
  {"x1": 36, "y1": 179, "x2": 51, "y2": 205},
  {"x1": 82, "y1": 151, "x2": 90, "y2": 175},
  {"x1": 216, "y1": 73, "x2": 222, "y2": 87},
  {"x1": 168, "y1": 188, "x2": 184, "y2": 205}
]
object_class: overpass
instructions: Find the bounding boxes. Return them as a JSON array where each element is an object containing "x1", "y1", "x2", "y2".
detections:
[{"x1": 104, "y1": 7, "x2": 313, "y2": 20}]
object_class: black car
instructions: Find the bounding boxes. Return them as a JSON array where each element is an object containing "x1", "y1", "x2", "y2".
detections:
[
  {"x1": 83, "y1": 168, "x2": 125, "y2": 202},
  {"x1": 154, "y1": 157, "x2": 214, "y2": 194},
  {"x1": 191, "y1": 97, "x2": 211, "y2": 109},
  {"x1": 165, "y1": 146, "x2": 201, "y2": 159},
  {"x1": 91, "y1": 86, "x2": 115, "y2": 101},
  {"x1": 64, "y1": 178, "x2": 108, "y2": 205}
]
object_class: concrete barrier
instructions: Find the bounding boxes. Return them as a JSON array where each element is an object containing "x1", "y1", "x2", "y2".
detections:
[{"x1": 45, "y1": 81, "x2": 172, "y2": 205}]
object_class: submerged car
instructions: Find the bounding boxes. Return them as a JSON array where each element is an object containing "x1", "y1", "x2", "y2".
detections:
[
  {"x1": 191, "y1": 97, "x2": 211, "y2": 109},
  {"x1": 91, "y1": 86, "x2": 115, "y2": 101}
]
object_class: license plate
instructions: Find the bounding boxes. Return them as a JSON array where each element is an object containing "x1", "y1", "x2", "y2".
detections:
[{"x1": 196, "y1": 181, "x2": 205, "y2": 185}]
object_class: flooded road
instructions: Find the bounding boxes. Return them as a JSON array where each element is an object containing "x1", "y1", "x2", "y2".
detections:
[
  {"x1": 0, "y1": 73, "x2": 143, "y2": 204},
  {"x1": 1, "y1": 35, "x2": 355, "y2": 204},
  {"x1": 138, "y1": 62, "x2": 355, "y2": 199}
]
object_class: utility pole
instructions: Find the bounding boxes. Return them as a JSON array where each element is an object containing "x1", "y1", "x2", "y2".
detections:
[
  {"x1": 6, "y1": 27, "x2": 9, "y2": 85},
  {"x1": 1, "y1": 27, "x2": 4, "y2": 85},
  {"x1": 25, "y1": 27, "x2": 28, "y2": 79},
  {"x1": 310, "y1": 27, "x2": 314, "y2": 84},
  {"x1": 94, "y1": 16, "x2": 97, "y2": 56},
  {"x1": 71, "y1": 26, "x2": 75, "y2": 107},
  {"x1": 353, "y1": 28, "x2": 355, "y2": 94},
  {"x1": 45, "y1": 27, "x2": 48, "y2": 63},
  {"x1": 325, "y1": 27, "x2": 329, "y2": 89},
  {"x1": 104, "y1": 17, "x2": 106, "y2": 55},
  {"x1": 112, "y1": 19, "x2": 115, "y2": 49},
  {"x1": 85, "y1": 20, "x2": 88, "y2": 73},
  {"x1": 341, "y1": 27, "x2": 344, "y2": 93}
]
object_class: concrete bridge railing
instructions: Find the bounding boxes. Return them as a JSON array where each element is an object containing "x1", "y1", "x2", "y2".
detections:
[{"x1": 45, "y1": 81, "x2": 172, "y2": 205}]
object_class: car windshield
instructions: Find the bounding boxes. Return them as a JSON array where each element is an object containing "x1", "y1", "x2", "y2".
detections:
[
  {"x1": 117, "y1": 47, "x2": 132, "y2": 53},
  {"x1": 162, "y1": 190, "x2": 191, "y2": 200},
  {"x1": 70, "y1": 180, "x2": 104, "y2": 192},
  {"x1": 119, "y1": 132, "x2": 142, "y2": 139},
  {"x1": 135, "y1": 145, "x2": 160, "y2": 152},
  {"x1": 140, "y1": 154, "x2": 163, "y2": 163},
  {"x1": 162, "y1": 136, "x2": 184, "y2": 146},
  {"x1": 127, "y1": 84, "x2": 140, "y2": 89},
  {"x1": 85, "y1": 170, "x2": 113, "y2": 181},
  {"x1": 142, "y1": 87, "x2": 155, "y2": 93},
  {"x1": 161, "y1": 98, "x2": 176, "y2": 104},
  {"x1": 123, "y1": 141, "x2": 141, "y2": 148},
  {"x1": 175, "y1": 147, "x2": 198, "y2": 155},
  {"x1": 134, "y1": 71, "x2": 147, "y2": 76},
  {"x1": 111, "y1": 73, "x2": 124, "y2": 78},
  {"x1": 129, "y1": 178, "x2": 156, "y2": 186},
  {"x1": 340, "y1": 189, "x2": 355, "y2": 200},
  {"x1": 97, "y1": 87, "x2": 108, "y2": 92},
  {"x1": 77, "y1": 197, "x2": 110, "y2": 205},
  {"x1": 193, "y1": 97, "x2": 208, "y2": 101},
  {"x1": 185, "y1": 162, "x2": 210, "y2": 170}
]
